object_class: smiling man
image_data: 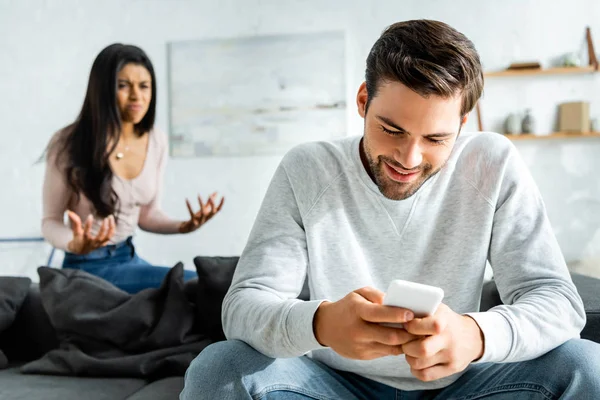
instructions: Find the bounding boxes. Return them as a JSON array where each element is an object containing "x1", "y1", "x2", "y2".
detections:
[{"x1": 182, "y1": 20, "x2": 600, "y2": 399}]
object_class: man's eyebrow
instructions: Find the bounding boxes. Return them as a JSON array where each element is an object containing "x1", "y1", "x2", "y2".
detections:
[
  {"x1": 424, "y1": 132, "x2": 455, "y2": 139},
  {"x1": 376, "y1": 115, "x2": 456, "y2": 138}
]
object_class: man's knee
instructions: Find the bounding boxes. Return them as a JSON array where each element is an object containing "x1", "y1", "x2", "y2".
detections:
[
  {"x1": 550, "y1": 339, "x2": 600, "y2": 390},
  {"x1": 186, "y1": 339, "x2": 255, "y2": 377},
  {"x1": 181, "y1": 340, "x2": 264, "y2": 399}
]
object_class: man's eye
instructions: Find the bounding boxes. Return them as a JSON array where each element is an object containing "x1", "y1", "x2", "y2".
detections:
[{"x1": 381, "y1": 126, "x2": 402, "y2": 136}]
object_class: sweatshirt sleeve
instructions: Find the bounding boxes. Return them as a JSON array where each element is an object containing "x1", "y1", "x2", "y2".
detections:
[
  {"x1": 41, "y1": 144, "x2": 73, "y2": 251},
  {"x1": 467, "y1": 146, "x2": 585, "y2": 364},
  {"x1": 138, "y1": 131, "x2": 182, "y2": 234},
  {"x1": 222, "y1": 160, "x2": 326, "y2": 358}
]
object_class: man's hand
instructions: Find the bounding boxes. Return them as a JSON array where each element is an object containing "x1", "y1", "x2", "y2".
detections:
[
  {"x1": 313, "y1": 287, "x2": 419, "y2": 360},
  {"x1": 402, "y1": 303, "x2": 484, "y2": 382}
]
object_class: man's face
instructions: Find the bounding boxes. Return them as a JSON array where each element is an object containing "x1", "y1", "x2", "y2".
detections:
[{"x1": 357, "y1": 81, "x2": 466, "y2": 201}]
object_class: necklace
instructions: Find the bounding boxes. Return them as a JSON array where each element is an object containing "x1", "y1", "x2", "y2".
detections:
[
  {"x1": 115, "y1": 145, "x2": 129, "y2": 161},
  {"x1": 113, "y1": 132, "x2": 145, "y2": 161},
  {"x1": 115, "y1": 137, "x2": 132, "y2": 161}
]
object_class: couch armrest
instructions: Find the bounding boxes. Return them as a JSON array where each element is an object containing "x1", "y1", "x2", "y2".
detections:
[{"x1": 479, "y1": 273, "x2": 600, "y2": 344}]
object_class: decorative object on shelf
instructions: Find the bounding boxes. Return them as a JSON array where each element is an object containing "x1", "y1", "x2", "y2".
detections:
[
  {"x1": 562, "y1": 52, "x2": 582, "y2": 67},
  {"x1": 507, "y1": 61, "x2": 541, "y2": 71},
  {"x1": 521, "y1": 109, "x2": 535, "y2": 134},
  {"x1": 559, "y1": 102, "x2": 590, "y2": 133},
  {"x1": 587, "y1": 27, "x2": 599, "y2": 70},
  {"x1": 476, "y1": 27, "x2": 598, "y2": 137},
  {"x1": 504, "y1": 113, "x2": 522, "y2": 135},
  {"x1": 484, "y1": 66, "x2": 595, "y2": 77},
  {"x1": 591, "y1": 118, "x2": 600, "y2": 133}
]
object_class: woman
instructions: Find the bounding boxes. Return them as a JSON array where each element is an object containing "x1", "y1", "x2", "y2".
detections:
[{"x1": 42, "y1": 43, "x2": 224, "y2": 294}]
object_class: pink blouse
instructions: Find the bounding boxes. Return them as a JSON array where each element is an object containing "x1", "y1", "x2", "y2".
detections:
[{"x1": 42, "y1": 128, "x2": 181, "y2": 251}]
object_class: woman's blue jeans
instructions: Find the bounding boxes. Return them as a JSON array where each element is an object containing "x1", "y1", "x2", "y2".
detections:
[{"x1": 62, "y1": 237, "x2": 196, "y2": 294}]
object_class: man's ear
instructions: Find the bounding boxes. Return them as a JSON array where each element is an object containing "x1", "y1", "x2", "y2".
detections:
[
  {"x1": 356, "y1": 82, "x2": 368, "y2": 119},
  {"x1": 461, "y1": 113, "x2": 469, "y2": 127}
]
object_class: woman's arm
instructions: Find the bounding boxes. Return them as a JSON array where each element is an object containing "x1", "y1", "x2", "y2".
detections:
[
  {"x1": 137, "y1": 131, "x2": 183, "y2": 234},
  {"x1": 41, "y1": 145, "x2": 74, "y2": 251}
]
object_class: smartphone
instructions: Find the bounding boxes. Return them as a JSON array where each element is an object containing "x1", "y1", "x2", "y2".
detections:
[{"x1": 382, "y1": 279, "x2": 444, "y2": 328}]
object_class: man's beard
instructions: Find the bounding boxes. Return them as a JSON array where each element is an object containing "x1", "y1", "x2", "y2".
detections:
[{"x1": 363, "y1": 141, "x2": 443, "y2": 201}]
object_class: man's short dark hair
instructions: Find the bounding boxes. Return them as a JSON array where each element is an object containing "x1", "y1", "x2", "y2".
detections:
[{"x1": 365, "y1": 19, "x2": 484, "y2": 117}]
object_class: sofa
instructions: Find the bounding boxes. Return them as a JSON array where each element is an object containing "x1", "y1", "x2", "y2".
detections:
[{"x1": 0, "y1": 257, "x2": 598, "y2": 400}]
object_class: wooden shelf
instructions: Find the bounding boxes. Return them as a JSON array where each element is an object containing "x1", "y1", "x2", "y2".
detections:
[
  {"x1": 505, "y1": 132, "x2": 600, "y2": 140},
  {"x1": 485, "y1": 66, "x2": 597, "y2": 77}
]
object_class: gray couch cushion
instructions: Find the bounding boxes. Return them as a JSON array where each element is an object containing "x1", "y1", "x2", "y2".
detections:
[
  {"x1": 126, "y1": 376, "x2": 184, "y2": 399},
  {"x1": 0, "y1": 366, "x2": 146, "y2": 400}
]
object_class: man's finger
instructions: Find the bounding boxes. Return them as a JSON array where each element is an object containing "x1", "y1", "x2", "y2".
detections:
[
  {"x1": 362, "y1": 324, "x2": 420, "y2": 346},
  {"x1": 354, "y1": 286, "x2": 386, "y2": 304},
  {"x1": 402, "y1": 334, "x2": 445, "y2": 359},
  {"x1": 405, "y1": 352, "x2": 445, "y2": 371},
  {"x1": 358, "y1": 302, "x2": 414, "y2": 325},
  {"x1": 357, "y1": 343, "x2": 404, "y2": 360},
  {"x1": 404, "y1": 304, "x2": 448, "y2": 336},
  {"x1": 410, "y1": 364, "x2": 453, "y2": 382},
  {"x1": 67, "y1": 211, "x2": 83, "y2": 236}
]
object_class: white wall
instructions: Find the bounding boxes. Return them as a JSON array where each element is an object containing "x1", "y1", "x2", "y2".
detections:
[{"x1": 1, "y1": 0, "x2": 599, "y2": 280}]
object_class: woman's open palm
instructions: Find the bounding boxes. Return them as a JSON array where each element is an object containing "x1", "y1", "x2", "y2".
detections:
[
  {"x1": 66, "y1": 211, "x2": 116, "y2": 255},
  {"x1": 179, "y1": 192, "x2": 225, "y2": 234}
]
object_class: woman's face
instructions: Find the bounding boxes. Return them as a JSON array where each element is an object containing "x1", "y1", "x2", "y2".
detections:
[{"x1": 116, "y1": 63, "x2": 152, "y2": 125}]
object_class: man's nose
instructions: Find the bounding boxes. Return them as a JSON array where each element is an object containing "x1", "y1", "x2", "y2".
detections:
[{"x1": 394, "y1": 140, "x2": 422, "y2": 169}]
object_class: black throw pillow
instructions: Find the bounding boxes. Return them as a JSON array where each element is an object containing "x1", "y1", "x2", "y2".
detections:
[
  {"x1": 193, "y1": 256, "x2": 311, "y2": 342},
  {"x1": 0, "y1": 277, "x2": 32, "y2": 368},
  {"x1": 193, "y1": 256, "x2": 239, "y2": 342},
  {"x1": 0, "y1": 277, "x2": 32, "y2": 333}
]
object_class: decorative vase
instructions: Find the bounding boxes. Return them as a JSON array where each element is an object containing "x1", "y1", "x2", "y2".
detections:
[
  {"x1": 563, "y1": 52, "x2": 581, "y2": 67},
  {"x1": 505, "y1": 113, "x2": 521, "y2": 135},
  {"x1": 521, "y1": 109, "x2": 535, "y2": 134}
]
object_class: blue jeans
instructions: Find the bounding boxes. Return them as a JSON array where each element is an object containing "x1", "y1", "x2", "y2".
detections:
[
  {"x1": 180, "y1": 339, "x2": 600, "y2": 399},
  {"x1": 62, "y1": 237, "x2": 197, "y2": 294}
]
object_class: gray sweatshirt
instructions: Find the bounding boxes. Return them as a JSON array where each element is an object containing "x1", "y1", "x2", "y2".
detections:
[{"x1": 222, "y1": 132, "x2": 585, "y2": 390}]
